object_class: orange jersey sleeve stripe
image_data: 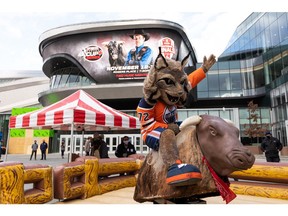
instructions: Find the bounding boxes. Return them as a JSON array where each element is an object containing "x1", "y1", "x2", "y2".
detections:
[{"x1": 187, "y1": 67, "x2": 206, "y2": 88}]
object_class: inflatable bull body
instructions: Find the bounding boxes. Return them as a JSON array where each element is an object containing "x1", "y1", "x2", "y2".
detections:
[{"x1": 133, "y1": 115, "x2": 255, "y2": 203}]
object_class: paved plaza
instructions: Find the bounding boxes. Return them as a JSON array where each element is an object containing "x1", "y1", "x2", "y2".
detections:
[
  {"x1": 1, "y1": 152, "x2": 288, "y2": 205},
  {"x1": 2, "y1": 152, "x2": 288, "y2": 167}
]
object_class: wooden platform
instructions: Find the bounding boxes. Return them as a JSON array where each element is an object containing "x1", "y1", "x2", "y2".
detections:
[{"x1": 57, "y1": 187, "x2": 288, "y2": 204}]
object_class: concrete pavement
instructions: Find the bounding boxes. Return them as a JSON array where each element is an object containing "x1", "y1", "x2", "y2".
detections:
[
  {"x1": 1, "y1": 152, "x2": 288, "y2": 204},
  {"x1": 2, "y1": 152, "x2": 71, "y2": 167},
  {"x1": 2, "y1": 152, "x2": 288, "y2": 167}
]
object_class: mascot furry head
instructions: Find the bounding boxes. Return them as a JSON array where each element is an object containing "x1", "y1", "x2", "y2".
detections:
[{"x1": 143, "y1": 48, "x2": 192, "y2": 107}]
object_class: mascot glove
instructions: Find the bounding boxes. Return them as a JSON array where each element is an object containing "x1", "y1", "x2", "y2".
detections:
[
  {"x1": 201, "y1": 54, "x2": 216, "y2": 73},
  {"x1": 167, "y1": 123, "x2": 180, "y2": 135}
]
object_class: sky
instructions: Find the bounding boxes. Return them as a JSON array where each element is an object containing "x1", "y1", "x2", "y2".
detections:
[{"x1": 0, "y1": 0, "x2": 284, "y2": 72}]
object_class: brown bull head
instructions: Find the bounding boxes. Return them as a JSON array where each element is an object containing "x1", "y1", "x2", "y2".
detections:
[{"x1": 196, "y1": 114, "x2": 255, "y2": 176}]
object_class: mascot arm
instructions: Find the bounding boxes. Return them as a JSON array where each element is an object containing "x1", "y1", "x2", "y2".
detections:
[
  {"x1": 187, "y1": 54, "x2": 216, "y2": 88},
  {"x1": 167, "y1": 123, "x2": 180, "y2": 135},
  {"x1": 187, "y1": 67, "x2": 206, "y2": 88}
]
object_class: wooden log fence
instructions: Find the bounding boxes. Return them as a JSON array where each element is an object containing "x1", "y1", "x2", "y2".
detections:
[
  {"x1": 4, "y1": 157, "x2": 288, "y2": 203},
  {"x1": 229, "y1": 162, "x2": 288, "y2": 200},
  {"x1": 0, "y1": 155, "x2": 144, "y2": 204}
]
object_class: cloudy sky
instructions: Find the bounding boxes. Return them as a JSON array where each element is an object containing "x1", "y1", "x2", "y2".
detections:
[{"x1": 0, "y1": 0, "x2": 282, "y2": 71}]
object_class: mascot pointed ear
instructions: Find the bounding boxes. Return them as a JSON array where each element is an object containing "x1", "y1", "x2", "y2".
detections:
[
  {"x1": 154, "y1": 47, "x2": 168, "y2": 70},
  {"x1": 181, "y1": 51, "x2": 191, "y2": 68}
]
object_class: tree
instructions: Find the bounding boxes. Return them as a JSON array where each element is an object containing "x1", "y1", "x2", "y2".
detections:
[{"x1": 243, "y1": 100, "x2": 271, "y2": 144}]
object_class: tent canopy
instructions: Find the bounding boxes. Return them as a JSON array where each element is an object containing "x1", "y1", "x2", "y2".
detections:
[{"x1": 9, "y1": 90, "x2": 140, "y2": 131}]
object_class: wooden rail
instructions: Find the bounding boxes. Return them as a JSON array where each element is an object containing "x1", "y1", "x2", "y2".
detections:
[
  {"x1": 229, "y1": 162, "x2": 288, "y2": 200},
  {"x1": 0, "y1": 155, "x2": 144, "y2": 204}
]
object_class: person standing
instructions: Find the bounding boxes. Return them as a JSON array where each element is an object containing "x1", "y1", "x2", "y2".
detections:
[
  {"x1": 84, "y1": 137, "x2": 92, "y2": 156},
  {"x1": 30, "y1": 140, "x2": 38, "y2": 160},
  {"x1": 40, "y1": 139, "x2": 48, "y2": 160},
  {"x1": 98, "y1": 134, "x2": 109, "y2": 158},
  {"x1": 60, "y1": 141, "x2": 65, "y2": 159},
  {"x1": 261, "y1": 131, "x2": 283, "y2": 162},
  {"x1": 115, "y1": 136, "x2": 136, "y2": 158},
  {"x1": 91, "y1": 133, "x2": 101, "y2": 158}
]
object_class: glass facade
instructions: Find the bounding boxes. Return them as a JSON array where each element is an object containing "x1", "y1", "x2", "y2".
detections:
[
  {"x1": 195, "y1": 12, "x2": 288, "y2": 146},
  {"x1": 49, "y1": 67, "x2": 93, "y2": 89}
]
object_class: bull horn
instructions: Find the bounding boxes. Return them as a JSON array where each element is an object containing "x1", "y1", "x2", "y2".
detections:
[{"x1": 179, "y1": 115, "x2": 202, "y2": 131}]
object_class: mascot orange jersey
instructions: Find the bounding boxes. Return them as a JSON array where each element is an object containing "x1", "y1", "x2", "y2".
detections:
[{"x1": 137, "y1": 67, "x2": 206, "y2": 147}]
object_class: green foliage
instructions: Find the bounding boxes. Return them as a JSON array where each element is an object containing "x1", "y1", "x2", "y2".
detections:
[
  {"x1": 11, "y1": 107, "x2": 41, "y2": 116},
  {"x1": 10, "y1": 129, "x2": 26, "y2": 137},
  {"x1": 33, "y1": 129, "x2": 54, "y2": 137}
]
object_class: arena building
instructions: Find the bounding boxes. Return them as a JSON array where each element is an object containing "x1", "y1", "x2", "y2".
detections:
[{"x1": 1, "y1": 12, "x2": 288, "y2": 155}]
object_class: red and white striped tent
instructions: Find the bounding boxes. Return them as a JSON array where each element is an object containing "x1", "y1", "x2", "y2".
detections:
[
  {"x1": 7, "y1": 90, "x2": 140, "y2": 161},
  {"x1": 9, "y1": 89, "x2": 140, "y2": 131}
]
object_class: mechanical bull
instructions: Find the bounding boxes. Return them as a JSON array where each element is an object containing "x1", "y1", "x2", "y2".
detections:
[{"x1": 133, "y1": 115, "x2": 255, "y2": 204}]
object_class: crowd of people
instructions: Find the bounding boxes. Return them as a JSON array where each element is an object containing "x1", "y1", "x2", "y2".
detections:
[
  {"x1": 84, "y1": 133, "x2": 136, "y2": 159},
  {"x1": 27, "y1": 134, "x2": 137, "y2": 161},
  {"x1": 84, "y1": 132, "x2": 110, "y2": 158}
]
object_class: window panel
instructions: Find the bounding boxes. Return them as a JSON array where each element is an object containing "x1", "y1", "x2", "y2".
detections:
[
  {"x1": 219, "y1": 73, "x2": 231, "y2": 90},
  {"x1": 207, "y1": 73, "x2": 219, "y2": 91},
  {"x1": 230, "y1": 72, "x2": 242, "y2": 90},
  {"x1": 270, "y1": 20, "x2": 280, "y2": 47}
]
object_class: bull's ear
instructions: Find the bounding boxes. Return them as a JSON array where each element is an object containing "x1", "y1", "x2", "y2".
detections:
[
  {"x1": 209, "y1": 126, "x2": 217, "y2": 136},
  {"x1": 154, "y1": 47, "x2": 168, "y2": 70},
  {"x1": 181, "y1": 51, "x2": 191, "y2": 67}
]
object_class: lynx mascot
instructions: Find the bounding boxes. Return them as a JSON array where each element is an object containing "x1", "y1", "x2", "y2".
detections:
[{"x1": 137, "y1": 49, "x2": 216, "y2": 186}]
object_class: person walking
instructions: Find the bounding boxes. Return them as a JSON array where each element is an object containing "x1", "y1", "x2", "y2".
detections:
[
  {"x1": 30, "y1": 140, "x2": 38, "y2": 160},
  {"x1": 40, "y1": 139, "x2": 48, "y2": 160},
  {"x1": 261, "y1": 131, "x2": 283, "y2": 162},
  {"x1": 60, "y1": 141, "x2": 65, "y2": 159}
]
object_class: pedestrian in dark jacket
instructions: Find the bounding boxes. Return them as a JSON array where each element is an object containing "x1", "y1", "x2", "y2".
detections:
[
  {"x1": 261, "y1": 131, "x2": 283, "y2": 162},
  {"x1": 98, "y1": 134, "x2": 109, "y2": 158},
  {"x1": 115, "y1": 136, "x2": 136, "y2": 158},
  {"x1": 60, "y1": 141, "x2": 65, "y2": 159},
  {"x1": 91, "y1": 132, "x2": 102, "y2": 158},
  {"x1": 40, "y1": 140, "x2": 48, "y2": 160}
]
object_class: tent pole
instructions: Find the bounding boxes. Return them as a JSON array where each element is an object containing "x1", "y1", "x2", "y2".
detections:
[
  {"x1": 4, "y1": 129, "x2": 11, "y2": 162},
  {"x1": 81, "y1": 129, "x2": 84, "y2": 156},
  {"x1": 69, "y1": 124, "x2": 74, "y2": 163}
]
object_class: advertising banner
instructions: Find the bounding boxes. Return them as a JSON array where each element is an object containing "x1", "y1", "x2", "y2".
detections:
[{"x1": 42, "y1": 28, "x2": 188, "y2": 84}]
